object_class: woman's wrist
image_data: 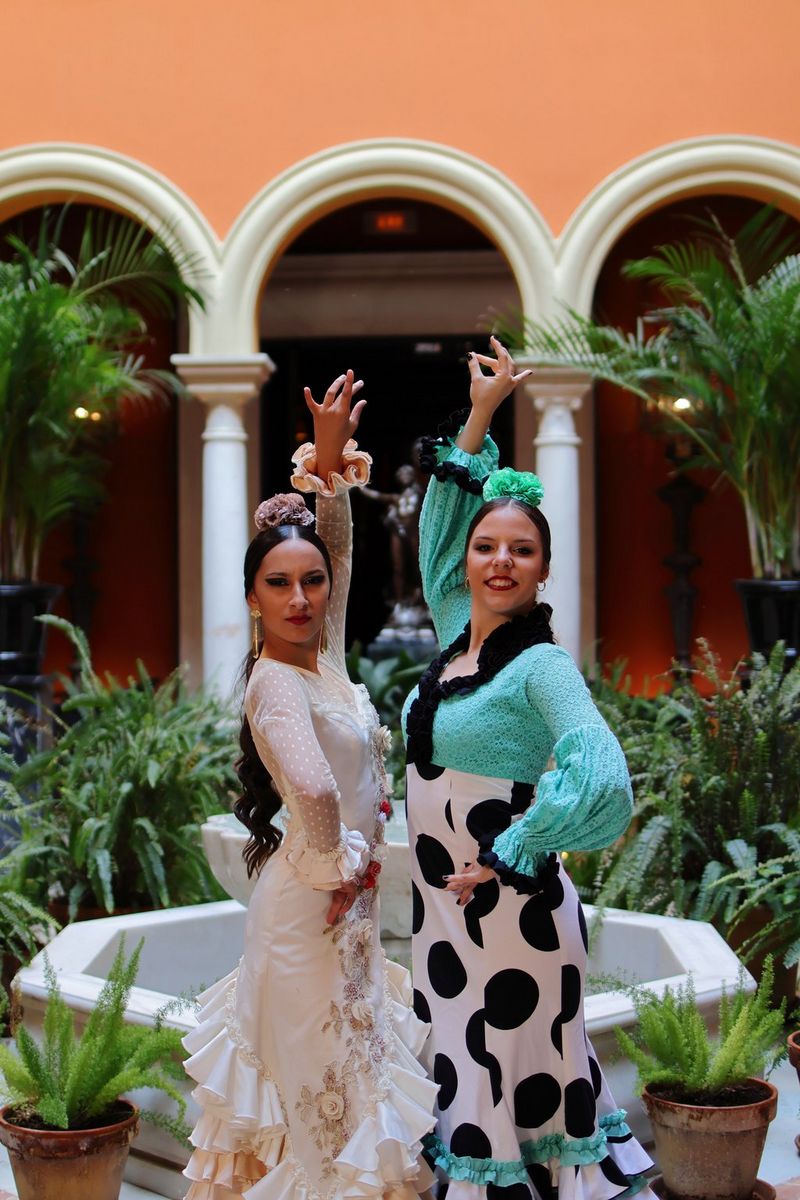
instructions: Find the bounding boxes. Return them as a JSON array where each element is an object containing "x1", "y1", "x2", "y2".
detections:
[{"x1": 454, "y1": 408, "x2": 493, "y2": 455}]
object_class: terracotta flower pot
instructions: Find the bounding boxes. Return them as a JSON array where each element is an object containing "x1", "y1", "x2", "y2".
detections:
[
  {"x1": 0, "y1": 1100, "x2": 139, "y2": 1200},
  {"x1": 642, "y1": 1078, "x2": 778, "y2": 1200},
  {"x1": 788, "y1": 1030, "x2": 800, "y2": 1083},
  {"x1": 651, "y1": 1173, "x2": 776, "y2": 1200}
]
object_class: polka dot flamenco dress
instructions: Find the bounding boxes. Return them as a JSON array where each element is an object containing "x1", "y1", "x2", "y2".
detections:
[
  {"x1": 401, "y1": 425, "x2": 656, "y2": 1200},
  {"x1": 182, "y1": 446, "x2": 437, "y2": 1200}
]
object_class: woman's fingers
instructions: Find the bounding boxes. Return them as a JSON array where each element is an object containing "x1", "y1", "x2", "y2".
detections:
[{"x1": 349, "y1": 397, "x2": 367, "y2": 431}]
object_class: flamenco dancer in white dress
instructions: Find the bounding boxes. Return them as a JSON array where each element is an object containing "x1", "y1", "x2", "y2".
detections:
[{"x1": 183, "y1": 371, "x2": 437, "y2": 1200}]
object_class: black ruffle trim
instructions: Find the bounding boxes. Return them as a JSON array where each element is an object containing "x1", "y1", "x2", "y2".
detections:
[
  {"x1": 417, "y1": 407, "x2": 488, "y2": 496},
  {"x1": 405, "y1": 605, "x2": 555, "y2": 778},
  {"x1": 477, "y1": 847, "x2": 560, "y2": 896}
]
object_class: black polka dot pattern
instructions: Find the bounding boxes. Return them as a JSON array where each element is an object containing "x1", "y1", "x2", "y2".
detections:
[
  {"x1": 519, "y1": 898, "x2": 560, "y2": 953},
  {"x1": 563, "y1": 1076, "x2": 597, "y2": 1138},
  {"x1": 588, "y1": 1055, "x2": 602, "y2": 1098},
  {"x1": 411, "y1": 881, "x2": 424, "y2": 935},
  {"x1": 526, "y1": 1162, "x2": 555, "y2": 1200},
  {"x1": 484, "y1": 969, "x2": 539, "y2": 1030},
  {"x1": 510, "y1": 781, "x2": 534, "y2": 815},
  {"x1": 463, "y1": 877, "x2": 500, "y2": 949},
  {"x1": 413, "y1": 988, "x2": 431, "y2": 1024},
  {"x1": 487, "y1": 1183, "x2": 532, "y2": 1200},
  {"x1": 444, "y1": 798, "x2": 455, "y2": 832},
  {"x1": 465, "y1": 1009, "x2": 502, "y2": 1106},
  {"x1": 465, "y1": 798, "x2": 513, "y2": 843},
  {"x1": 599, "y1": 1155, "x2": 630, "y2": 1186},
  {"x1": 450, "y1": 1122, "x2": 492, "y2": 1160},
  {"x1": 428, "y1": 940, "x2": 467, "y2": 998},
  {"x1": 551, "y1": 964, "x2": 583, "y2": 1054},
  {"x1": 577, "y1": 903, "x2": 588, "y2": 951},
  {"x1": 415, "y1": 834, "x2": 455, "y2": 890},
  {"x1": 513, "y1": 1072, "x2": 561, "y2": 1129},
  {"x1": 434, "y1": 1052, "x2": 458, "y2": 1111}
]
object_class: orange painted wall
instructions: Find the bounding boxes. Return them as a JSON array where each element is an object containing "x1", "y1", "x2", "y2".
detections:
[{"x1": 2, "y1": 0, "x2": 799, "y2": 238}]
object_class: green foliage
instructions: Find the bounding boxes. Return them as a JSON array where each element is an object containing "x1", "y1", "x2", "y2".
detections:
[
  {"x1": 0, "y1": 938, "x2": 188, "y2": 1139},
  {"x1": 0, "y1": 206, "x2": 205, "y2": 581},
  {"x1": 346, "y1": 643, "x2": 426, "y2": 804},
  {"x1": 716, "y1": 833, "x2": 800, "y2": 969},
  {"x1": 496, "y1": 206, "x2": 800, "y2": 579},
  {"x1": 583, "y1": 643, "x2": 800, "y2": 967},
  {"x1": 1, "y1": 617, "x2": 237, "y2": 914},
  {"x1": 615, "y1": 956, "x2": 786, "y2": 1100}
]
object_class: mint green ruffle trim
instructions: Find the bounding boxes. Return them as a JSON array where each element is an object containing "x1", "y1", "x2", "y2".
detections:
[
  {"x1": 423, "y1": 1109, "x2": 633, "y2": 1185},
  {"x1": 488, "y1": 829, "x2": 549, "y2": 879}
]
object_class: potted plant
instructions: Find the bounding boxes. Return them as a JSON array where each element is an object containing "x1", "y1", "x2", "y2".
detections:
[
  {"x1": 0, "y1": 937, "x2": 188, "y2": 1200},
  {"x1": 497, "y1": 206, "x2": 800, "y2": 663},
  {"x1": 0, "y1": 207, "x2": 203, "y2": 677},
  {"x1": 615, "y1": 957, "x2": 785, "y2": 1200},
  {"x1": 1, "y1": 617, "x2": 237, "y2": 918}
]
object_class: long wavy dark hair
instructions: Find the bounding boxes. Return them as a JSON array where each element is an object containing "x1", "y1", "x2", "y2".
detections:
[
  {"x1": 465, "y1": 496, "x2": 552, "y2": 570},
  {"x1": 233, "y1": 523, "x2": 334, "y2": 878}
]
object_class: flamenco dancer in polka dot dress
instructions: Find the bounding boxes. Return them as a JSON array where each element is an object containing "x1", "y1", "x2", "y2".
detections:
[{"x1": 402, "y1": 339, "x2": 656, "y2": 1200}]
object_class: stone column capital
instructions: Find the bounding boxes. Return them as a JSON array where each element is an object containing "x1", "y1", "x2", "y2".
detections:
[
  {"x1": 171, "y1": 353, "x2": 275, "y2": 407},
  {"x1": 516, "y1": 363, "x2": 593, "y2": 414}
]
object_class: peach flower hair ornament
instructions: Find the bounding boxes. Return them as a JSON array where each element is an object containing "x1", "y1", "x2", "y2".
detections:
[
  {"x1": 482, "y1": 467, "x2": 544, "y2": 509},
  {"x1": 253, "y1": 493, "x2": 315, "y2": 530}
]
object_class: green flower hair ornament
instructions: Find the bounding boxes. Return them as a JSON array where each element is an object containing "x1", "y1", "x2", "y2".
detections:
[{"x1": 482, "y1": 467, "x2": 545, "y2": 509}]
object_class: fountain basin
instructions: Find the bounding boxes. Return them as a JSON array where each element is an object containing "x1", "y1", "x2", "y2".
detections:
[{"x1": 15, "y1": 886, "x2": 749, "y2": 1197}]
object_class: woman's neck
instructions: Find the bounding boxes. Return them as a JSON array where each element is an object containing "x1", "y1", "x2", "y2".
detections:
[
  {"x1": 260, "y1": 636, "x2": 319, "y2": 673},
  {"x1": 465, "y1": 610, "x2": 511, "y2": 656}
]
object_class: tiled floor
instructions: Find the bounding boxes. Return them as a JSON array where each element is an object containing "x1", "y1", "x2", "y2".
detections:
[{"x1": 1, "y1": 1058, "x2": 798, "y2": 1199}]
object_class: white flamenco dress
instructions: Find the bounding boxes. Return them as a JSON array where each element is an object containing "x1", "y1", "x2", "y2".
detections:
[{"x1": 183, "y1": 444, "x2": 438, "y2": 1200}]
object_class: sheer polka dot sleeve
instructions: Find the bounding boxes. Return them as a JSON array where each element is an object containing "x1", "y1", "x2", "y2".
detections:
[
  {"x1": 245, "y1": 662, "x2": 369, "y2": 889},
  {"x1": 290, "y1": 441, "x2": 371, "y2": 678}
]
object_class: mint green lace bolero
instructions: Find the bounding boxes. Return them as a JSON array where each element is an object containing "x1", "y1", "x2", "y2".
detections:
[{"x1": 402, "y1": 433, "x2": 633, "y2": 874}]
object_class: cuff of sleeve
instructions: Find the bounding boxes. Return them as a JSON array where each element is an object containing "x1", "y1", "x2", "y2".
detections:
[
  {"x1": 285, "y1": 825, "x2": 370, "y2": 890},
  {"x1": 477, "y1": 845, "x2": 560, "y2": 896},
  {"x1": 291, "y1": 440, "x2": 372, "y2": 496},
  {"x1": 418, "y1": 415, "x2": 499, "y2": 494}
]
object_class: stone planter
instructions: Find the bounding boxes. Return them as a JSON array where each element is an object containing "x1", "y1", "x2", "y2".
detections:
[
  {"x1": 642, "y1": 1078, "x2": 778, "y2": 1200},
  {"x1": 788, "y1": 1029, "x2": 800, "y2": 1082},
  {"x1": 651, "y1": 1173, "x2": 776, "y2": 1200},
  {"x1": 0, "y1": 1100, "x2": 139, "y2": 1200}
]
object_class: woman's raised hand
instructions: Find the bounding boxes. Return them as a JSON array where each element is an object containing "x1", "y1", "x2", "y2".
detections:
[
  {"x1": 468, "y1": 336, "x2": 531, "y2": 418},
  {"x1": 304, "y1": 369, "x2": 366, "y2": 481},
  {"x1": 456, "y1": 337, "x2": 531, "y2": 455}
]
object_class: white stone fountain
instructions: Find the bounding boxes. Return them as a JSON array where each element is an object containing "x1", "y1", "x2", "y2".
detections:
[{"x1": 16, "y1": 809, "x2": 751, "y2": 1198}]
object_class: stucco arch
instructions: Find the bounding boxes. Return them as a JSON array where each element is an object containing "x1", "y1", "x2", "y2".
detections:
[
  {"x1": 557, "y1": 135, "x2": 800, "y2": 315},
  {"x1": 215, "y1": 138, "x2": 556, "y2": 354},
  {"x1": 0, "y1": 143, "x2": 221, "y2": 351}
]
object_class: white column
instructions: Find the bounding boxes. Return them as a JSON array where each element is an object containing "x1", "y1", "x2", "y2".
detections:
[
  {"x1": 520, "y1": 366, "x2": 592, "y2": 663},
  {"x1": 172, "y1": 354, "x2": 274, "y2": 694}
]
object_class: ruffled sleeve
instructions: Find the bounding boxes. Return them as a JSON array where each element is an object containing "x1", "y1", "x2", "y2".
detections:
[
  {"x1": 418, "y1": 414, "x2": 499, "y2": 648},
  {"x1": 290, "y1": 440, "x2": 372, "y2": 677},
  {"x1": 245, "y1": 662, "x2": 369, "y2": 889},
  {"x1": 478, "y1": 646, "x2": 633, "y2": 889}
]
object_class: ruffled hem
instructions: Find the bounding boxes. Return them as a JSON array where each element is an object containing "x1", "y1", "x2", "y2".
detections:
[
  {"x1": 422, "y1": 1107, "x2": 653, "y2": 1198},
  {"x1": 183, "y1": 959, "x2": 437, "y2": 1200},
  {"x1": 291, "y1": 440, "x2": 372, "y2": 497},
  {"x1": 284, "y1": 824, "x2": 371, "y2": 890}
]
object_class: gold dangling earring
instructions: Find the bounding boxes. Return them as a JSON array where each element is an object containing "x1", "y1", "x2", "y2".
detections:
[
  {"x1": 250, "y1": 610, "x2": 263, "y2": 658},
  {"x1": 319, "y1": 623, "x2": 328, "y2": 655}
]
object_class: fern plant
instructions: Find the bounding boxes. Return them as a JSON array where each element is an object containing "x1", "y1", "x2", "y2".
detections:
[
  {"x1": 2, "y1": 617, "x2": 237, "y2": 915},
  {"x1": 0, "y1": 938, "x2": 188, "y2": 1138},
  {"x1": 714, "y1": 835, "x2": 800, "y2": 970},
  {"x1": 584, "y1": 642, "x2": 800, "y2": 968},
  {"x1": 615, "y1": 956, "x2": 786, "y2": 1102}
]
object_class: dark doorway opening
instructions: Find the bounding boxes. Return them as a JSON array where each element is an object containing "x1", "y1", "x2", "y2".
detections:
[{"x1": 259, "y1": 334, "x2": 513, "y2": 651}]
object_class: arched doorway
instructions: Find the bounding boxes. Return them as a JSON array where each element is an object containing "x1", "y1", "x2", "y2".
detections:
[
  {"x1": 0, "y1": 200, "x2": 188, "y2": 682},
  {"x1": 258, "y1": 196, "x2": 522, "y2": 649},
  {"x1": 591, "y1": 193, "x2": 800, "y2": 687}
]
